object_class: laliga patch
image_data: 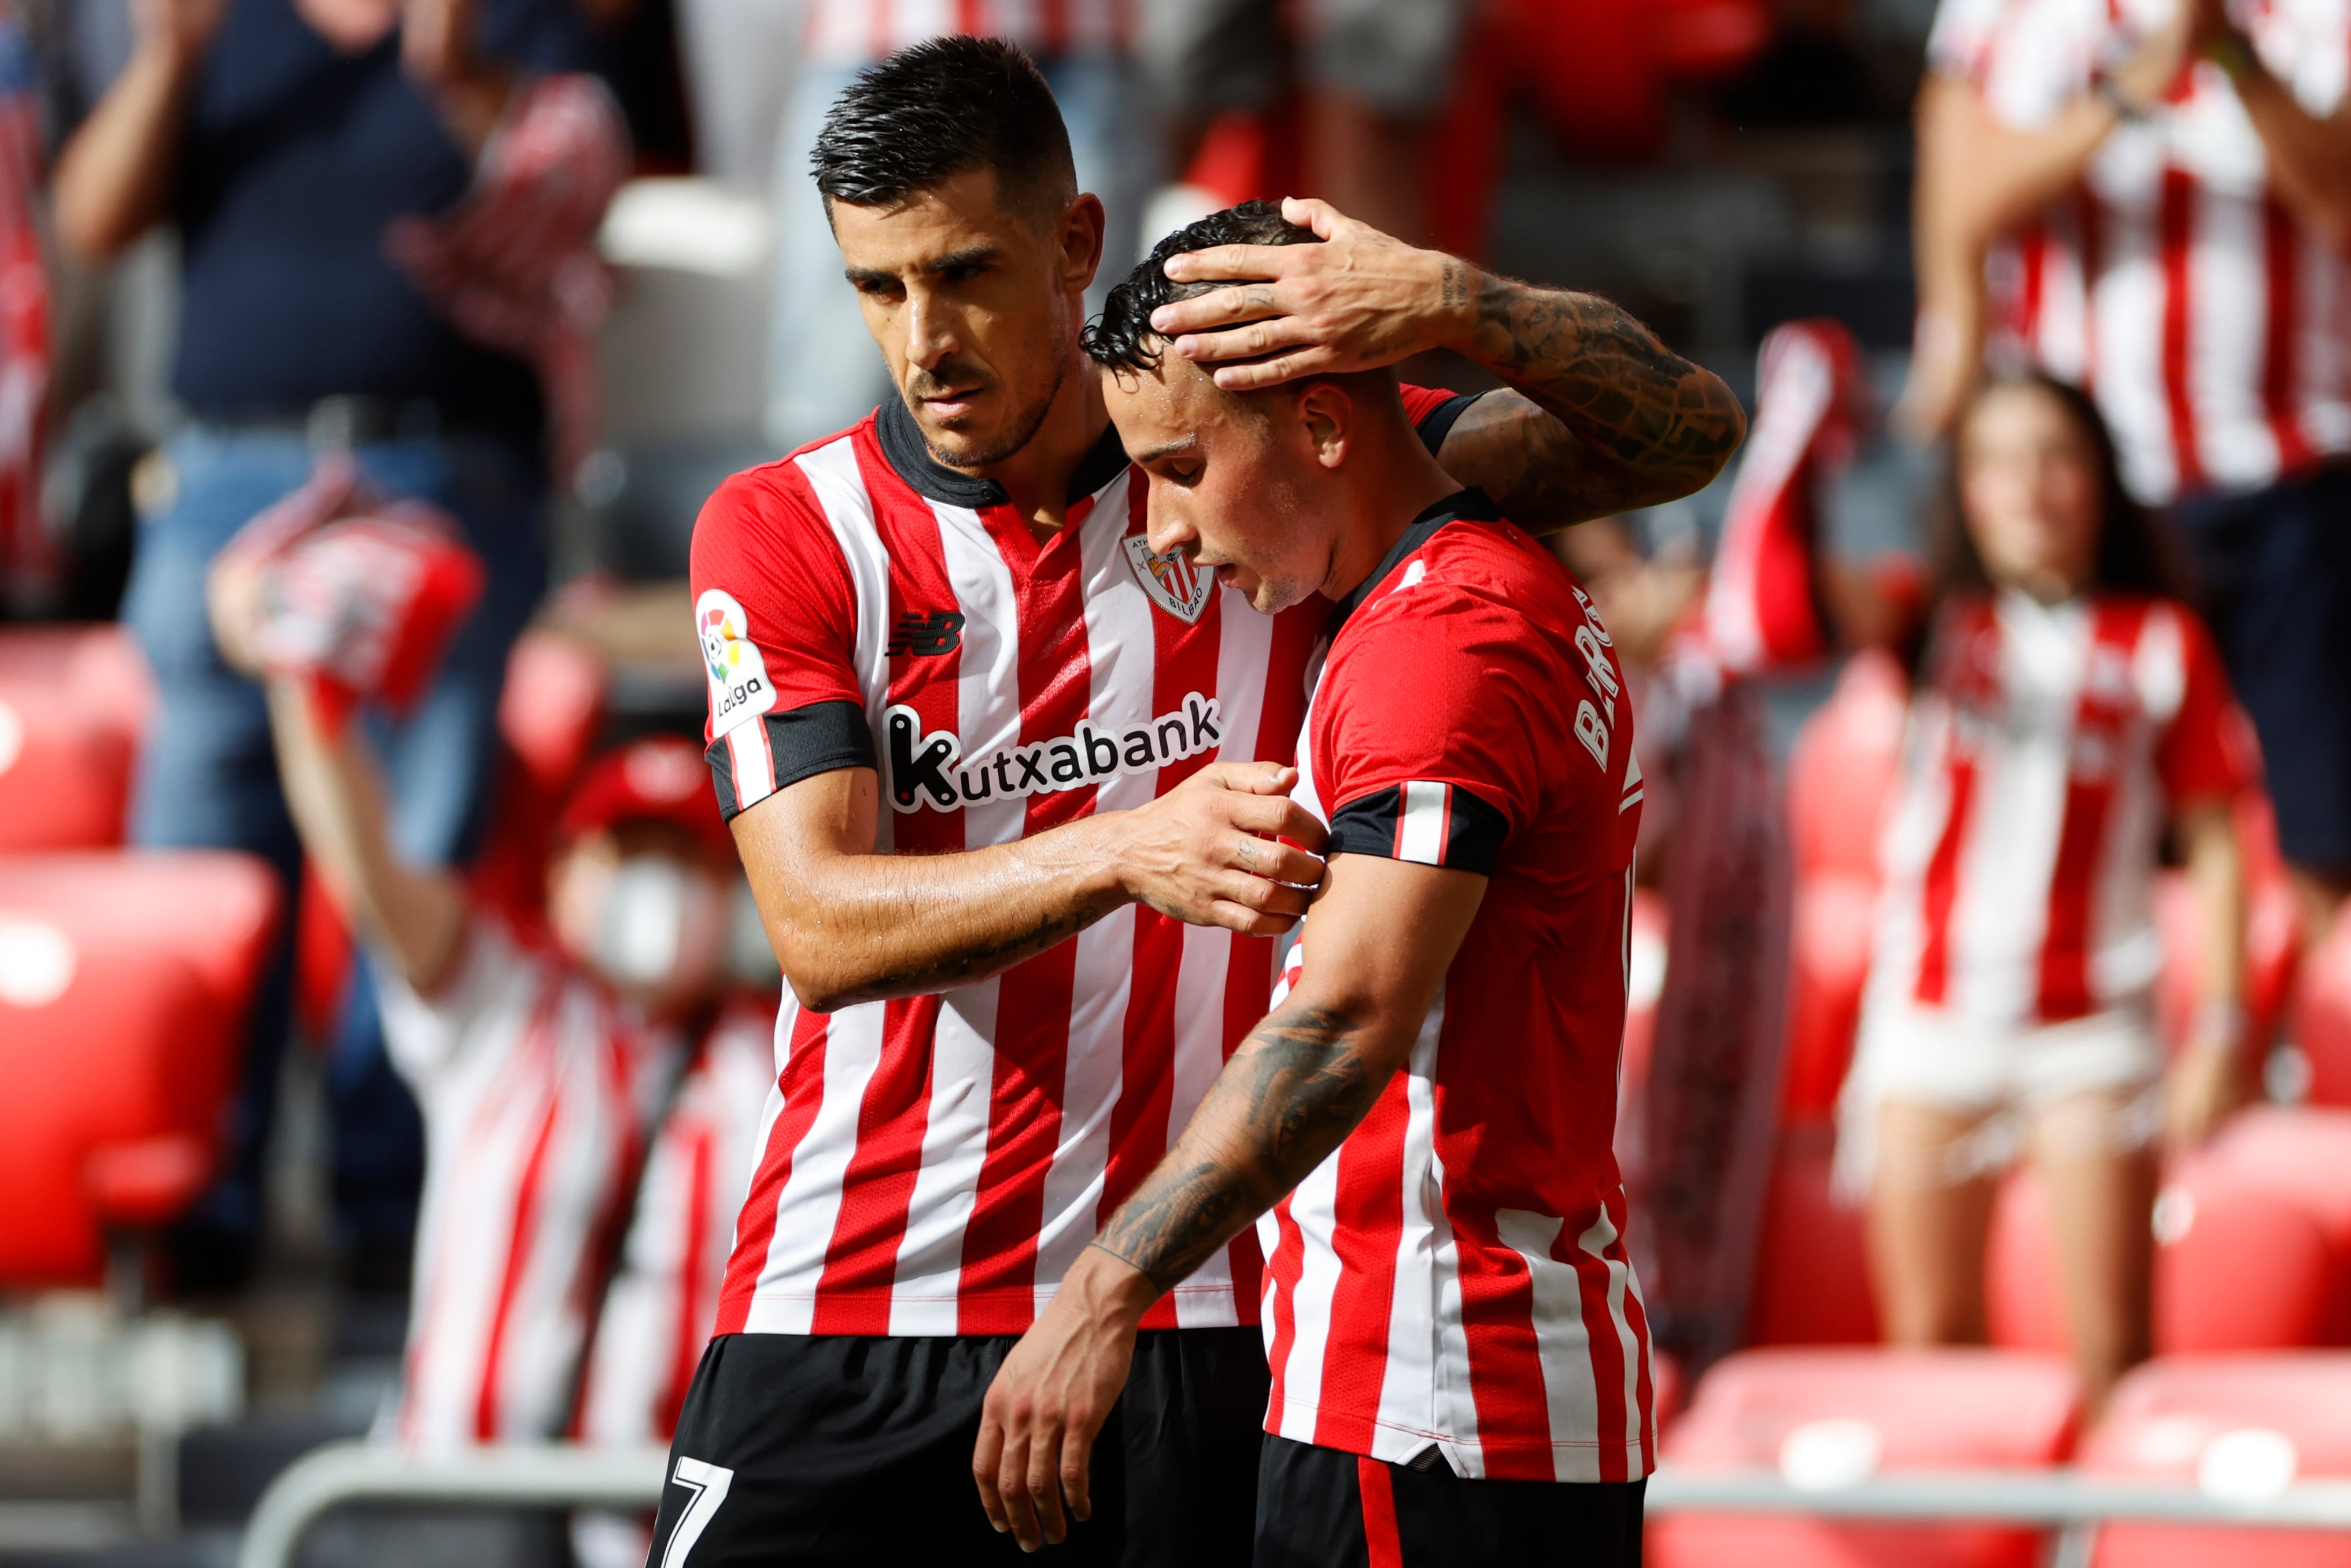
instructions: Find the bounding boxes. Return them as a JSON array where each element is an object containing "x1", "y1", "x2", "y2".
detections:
[
  {"x1": 697, "y1": 589, "x2": 776, "y2": 739},
  {"x1": 1121, "y1": 536, "x2": 1214, "y2": 626}
]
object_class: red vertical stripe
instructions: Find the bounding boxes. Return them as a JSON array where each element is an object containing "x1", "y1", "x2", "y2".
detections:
[
  {"x1": 659, "y1": 1120, "x2": 716, "y2": 1439},
  {"x1": 1358, "y1": 1456, "x2": 1405, "y2": 1568},
  {"x1": 2016, "y1": 223, "x2": 2049, "y2": 356},
  {"x1": 2158, "y1": 167, "x2": 2205, "y2": 495},
  {"x1": 1912, "y1": 747, "x2": 1978, "y2": 1007},
  {"x1": 1452, "y1": 1209, "x2": 1556, "y2": 1482},
  {"x1": 2034, "y1": 603, "x2": 2143, "y2": 1021},
  {"x1": 1310, "y1": 1084, "x2": 1411, "y2": 1454},
  {"x1": 1559, "y1": 1211, "x2": 1633, "y2": 1484},
  {"x1": 1260, "y1": 1198, "x2": 1308, "y2": 1432},
  {"x1": 958, "y1": 506, "x2": 1098, "y2": 1329},
  {"x1": 714, "y1": 1009, "x2": 831, "y2": 1334},
  {"x1": 2262, "y1": 199, "x2": 2315, "y2": 475},
  {"x1": 1039, "y1": 0, "x2": 1071, "y2": 57},
  {"x1": 475, "y1": 1025, "x2": 563, "y2": 1440},
  {"x1": 811, "y1": 995, "x2": 943, "y2": 1333}
]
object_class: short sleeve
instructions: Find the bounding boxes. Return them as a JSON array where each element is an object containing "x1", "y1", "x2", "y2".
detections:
[
  {"x1": 1313, "y1": 594, "x2": 1548, "y2": 877},
  {"x1": 2154, "y1": 606, "x2": 2258, "y2": 807},
  {"x1": 374, "y1": 914, "x2": 541, "y2": 1091},
  {"x1": 1925, "y1": 0, "x2": 2003, "y2": 84},
  {"x1": 1400, "y1": 382, "x2": 1480, "y2": 460},
  {"x1": 690, "y1": 464, "x2": 878, "y2": 821}
]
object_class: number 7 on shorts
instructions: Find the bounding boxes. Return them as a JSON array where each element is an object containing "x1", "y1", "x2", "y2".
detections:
[{"x1": 658, "y1": 1456, "x2": 735, "y2": 1568}]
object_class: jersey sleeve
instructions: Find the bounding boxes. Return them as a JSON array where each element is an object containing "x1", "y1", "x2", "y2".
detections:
[
  {"x1": 374, "y1": 913, "x2": 539, "y2": 1091},
  {"x1": 2154, "y1": 604, "x2": 2259, "y2": 807},
  {"x1": 1400, "y1": 382, "x2": 1481, "y2": 460},
  {"x1": 1313, "y1": 594, "x2": 1549, "y2": 877},
  {"x1": 689, "y1": 464, "x2": 877, "y2": 822}
]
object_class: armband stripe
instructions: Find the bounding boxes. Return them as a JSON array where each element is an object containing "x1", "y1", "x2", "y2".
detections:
[
  {"x1": 1327, "y1": 781, "x2": 1508, "y2": 875},
  {"x1": 706, "y1": 700, "x2": 877, "y2": 821}
]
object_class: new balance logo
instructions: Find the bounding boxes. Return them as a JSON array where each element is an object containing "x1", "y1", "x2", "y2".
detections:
[
  {"x1": 885, "y1": 693, "x2": 1226, "y2": 813},
  {"x1": 887, "y1": 610, "x2": 965, "y2": 657}
]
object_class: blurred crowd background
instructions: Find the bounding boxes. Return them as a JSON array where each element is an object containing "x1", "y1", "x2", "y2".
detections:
[{"x1": 12, "y1": 0, "x2": 2351, "y2": 1564}]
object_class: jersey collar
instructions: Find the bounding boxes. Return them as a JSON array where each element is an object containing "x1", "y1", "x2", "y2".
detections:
[
  {"x1": 1326, "y1": 487, "x2": 1500, "y2": 636},
  {"x1": 876, "y1": 395, "x2": 1132, "y2": 509}
]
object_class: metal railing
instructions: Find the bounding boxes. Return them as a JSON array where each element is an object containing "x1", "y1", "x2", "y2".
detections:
[{"x1": 235, "y1": 1445, "x2": 2351, "y2": 1568}]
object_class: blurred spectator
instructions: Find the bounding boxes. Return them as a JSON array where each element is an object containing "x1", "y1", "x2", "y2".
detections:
[
  {"x1": 1140, "y1": 0, "x2": 1469, "y2": 246},
  {"x1": 212, "y1": 540, "x2": 772, "y2": 1465},
  {"x1": 1843, "y1": 374, "x2": 2255, "y2": 1411},
  {"x1": 51, "y1": 0, "x2": 604, "y2": 1289},
  {"x1": 1901, "y1": 0, "x2": 2351, "y2": 941},
  {"x1": 671, "y1": 0, "x2": 798, "y2": 190},
  {"x1": 0, "y1": 10, "x2": 46, "y2": 611},
  {"x1": 765, "y1": 8, "x2": 1147, "y2": 450}
]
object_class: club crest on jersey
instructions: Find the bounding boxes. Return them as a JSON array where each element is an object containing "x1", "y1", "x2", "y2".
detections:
[
  {"x1": 885, "y1": 693, "x2": 1225, "y2": 813},
  {"x1": 696, "y1": 589, "x2": 776, "y2": 738},
  {"x1": 1122, "y1": 536, "x2": 1214, "y2": 625}
]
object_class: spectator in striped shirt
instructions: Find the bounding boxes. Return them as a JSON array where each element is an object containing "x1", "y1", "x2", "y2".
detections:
[
  {"x1": 978, "y1": 206, "x2": 1655, "y2": 1568},
  {"x1": 1902, "y1": 0, "x2": 2351, "y2": 941},
  {"x1": 1847, "y1": 373, "x2": 2256, "y2": 1414}
]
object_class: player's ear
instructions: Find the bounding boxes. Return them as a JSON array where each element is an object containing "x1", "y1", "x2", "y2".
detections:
[
  {"x1": 1297, "y1": 381, "x2": 1351, "y2": 471},
  {"x1": 1057, "y1": 191, "x2": 1106, "y2": 296}
]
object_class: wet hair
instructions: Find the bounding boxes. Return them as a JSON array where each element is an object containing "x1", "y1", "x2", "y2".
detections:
[
  {"x1": 1930, "y1": 371, "x2": 2191, "y2": 607},
  {"x1": 1083, "y1": 201, "x2": 1322, "y2": 372},
  {"x1": 810, "y1": 36, "x2": 1075, "y2": 223}
]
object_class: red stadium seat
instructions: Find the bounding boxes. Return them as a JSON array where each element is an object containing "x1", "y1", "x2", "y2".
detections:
[
  {"x1": 1988, "y1": 1157, "x2": 2337, "y2": 1357},
  {"x1": 1653, "y1": 1347, "x2": 2081, "y2": 1568},
  {"x1": 0, "y1": 624, "x2": 156, "y2": 851},
  {"x1": 1746, "y1": 1131, "x2": 1880, "y2": 1347},
  {"x1": 1781, "y1": 875, "x2": 1876, "y2": 1124},
  {"x1": 0, "y1": 852, "x2": 279, "y2": 1285},
  {"x1": 2154, "y1": 795, "x2": 2301, "y2": 1064},
  {"x1": 2293, "y1": 914, "x2": 2351, "y2": 1109},
  {"x1": 2081, "y1": 1354, "x2": 2351, "y2": 1567}
]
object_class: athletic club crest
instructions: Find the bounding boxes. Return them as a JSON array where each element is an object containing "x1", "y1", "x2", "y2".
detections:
[{"x1": 1121, "y1": 536, "x2": 1214, "y2": 625}]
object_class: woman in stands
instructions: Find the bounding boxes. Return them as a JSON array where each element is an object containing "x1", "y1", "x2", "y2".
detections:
[{"x1": 1844, "y1": 373, "x2": 2254, "y2": 1412}]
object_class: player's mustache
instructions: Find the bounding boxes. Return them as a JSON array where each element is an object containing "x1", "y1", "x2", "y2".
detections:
[{"x1": 905, "y1": 363, "x2": 990, "y2": 400}]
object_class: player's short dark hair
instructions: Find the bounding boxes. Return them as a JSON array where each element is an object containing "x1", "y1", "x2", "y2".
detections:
[
  {"x1": 1083, "y1": 201, "x2": 1321, "y2": 373},
  {"x1": 810, "y1": 36, "x2": 1076, "y2": 224}
]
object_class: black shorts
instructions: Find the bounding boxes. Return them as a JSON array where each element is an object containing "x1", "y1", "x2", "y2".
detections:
[
  {"x1": 2173, "y1": 461, "x2": 2351, "y2": 875},
  {"x1": 645, "y1": 1327, "x2": 1269, "y2": 1567},
  {"x1": 1253, "y1": 1434, "x2": 1644, "y2": 1568}
]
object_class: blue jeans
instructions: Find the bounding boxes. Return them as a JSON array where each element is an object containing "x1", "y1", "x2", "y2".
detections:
[
  {"x1": 123, "y1": 427, "x2": 547, "y2": 1256},
  {"x1": 764, "y1": 54, "x2": 1154, "y2": 450}
]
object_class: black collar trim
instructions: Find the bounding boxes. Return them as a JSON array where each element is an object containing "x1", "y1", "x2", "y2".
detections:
[
  {"x1": 875, "y1": 394, "x2": 1134, "y2": 508},
  {"x1": 1327, "y1": 488, "x2": 1500, "y2": 636}
]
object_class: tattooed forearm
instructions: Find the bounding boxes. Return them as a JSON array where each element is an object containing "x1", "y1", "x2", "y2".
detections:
[
  {"x1": 830, "y1": 899, "x2": 1111, "y2": 1009},
  {"x1": 1442, "y1": 271, "x2": 1745, "y2": 529},
  {"x1": 1091, "y1": 1001, "x2": 1394, "y2": 1292}
]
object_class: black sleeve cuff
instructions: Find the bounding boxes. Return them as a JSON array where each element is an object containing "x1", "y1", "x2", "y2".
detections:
[
  {"x1": 1326, "y1": 781, "x2": 1509, "y2": 875},
  {"x1": 706, "y1": 699, "x2": 876, "y2": 821},
  {"x1": 1413, "y1": 392, "x2": 1482, "y2": 459}
]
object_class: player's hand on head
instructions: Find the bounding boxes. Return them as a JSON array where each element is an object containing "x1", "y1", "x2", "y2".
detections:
[
  {"x1": 1153, "y1": 197, "x2": 1461, "y2": 392},
  {"x1": 1112, "y1": 761, "x2": 1327, "y2": 934}
]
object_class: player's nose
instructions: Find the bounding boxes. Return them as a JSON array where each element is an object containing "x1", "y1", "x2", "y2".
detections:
[{"x1": 1144, "y1": 506, "x2": 1198, "y2": 561}]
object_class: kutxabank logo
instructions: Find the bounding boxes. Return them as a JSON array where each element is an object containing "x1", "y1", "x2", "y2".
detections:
[{"x1": 887, "y1": 694, "x2": 1224, "y2": 811}]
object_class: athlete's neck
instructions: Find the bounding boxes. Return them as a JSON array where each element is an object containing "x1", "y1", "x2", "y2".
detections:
[
  {"x1": 1318, "y1": 436, "x2": 1464, "y2": 604},
  {"x1": 958, "y1": 347, "x2": 1109, "y2": 543}
]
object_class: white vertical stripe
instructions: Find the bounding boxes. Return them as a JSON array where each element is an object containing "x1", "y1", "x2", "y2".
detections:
[
  {"x1": 1493, "y1": 1209, "x2": 1596, "y2": 1479},
  {"x1": 1397, "y1": 781, "x2": 1450, "y2": 865},
  {"x1": 724, "y1": 716, "x2": 776, "y2": 809},
  {"x1": 1271, "y1": 1153, "x2": 1345, "y2": 1444},
  {"x1": 1371, "y1": 991, "x2": 1448, "y2": 1464},
  {"x1": 1582, "y1": 1205, "x2": 1648, "y2": 1476},
  {"x1": 2085, "y1": 149, "x2": 2176, "y2": 502},
  {"x1": 2191, "y1": 180, "x2": 2276, "y2": 486},
  {"x1": 934, "y1": 503, "x2": 1027, "y2": 849},
  {"x1": 793, "y1": 438, "x2": 896, "y2": 843},
  {"x1": 746, "y1": 1004, "x2": 889, "y2": 1332},
  {"x1": 887, "y1": 979, "x2": 1003, "y2": 1334}
]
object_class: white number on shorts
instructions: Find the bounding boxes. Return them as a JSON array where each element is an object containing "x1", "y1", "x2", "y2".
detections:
[{"x1": 659, "y1": 1456, "x2": 735, "y2": 1568}]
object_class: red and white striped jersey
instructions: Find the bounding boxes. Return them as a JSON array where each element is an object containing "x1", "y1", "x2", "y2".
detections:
[
  {"x1": 1257, "y1": 493, "x2": 1655, "y2": 1484},
  {"x1": 1930, "y1": 0, "x2": 2351, "y2": 503},
  {"x1": 378, "y1": 916, "x2": 656, "y2": 1451},
  {"x1": 575, "y1": 1003, "x2": 776, "y2": 1449},
  {"x1": 802, "y1": 0, "x2": 1131, "y2": 68},
  {"x1": 1871, "y1": 592, "x2": 2256, "y2": 1025},
  {"x1": 692, "y1": 388, "x2": 1472, "y2": 1338}
]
